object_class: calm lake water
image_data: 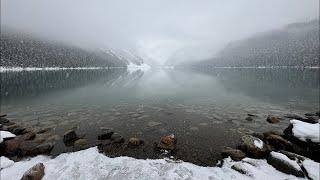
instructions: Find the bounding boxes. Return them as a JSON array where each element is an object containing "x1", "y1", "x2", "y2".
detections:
[{"x1": 1, "y1": 68, "x2": 319, "y2": 165}]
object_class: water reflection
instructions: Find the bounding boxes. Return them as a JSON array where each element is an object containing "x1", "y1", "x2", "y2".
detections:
[{"x1": 1, "y1": 68, "x2": 319, "y2": 110}]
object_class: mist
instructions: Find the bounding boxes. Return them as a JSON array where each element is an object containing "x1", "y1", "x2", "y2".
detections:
[{"x1": 1, "y1": 0, "x2": 319, "y2": 65}]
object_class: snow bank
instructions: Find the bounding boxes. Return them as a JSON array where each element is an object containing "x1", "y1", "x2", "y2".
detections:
[
  {"x1": 1, "y1": 147, "x2": 307, "y2": 180},
  {"x1": 290, "y1": 120, "x2": 320, "y2": 143},
  {"x1": 302, "y1": 159, "x2": 320, "y2": 180},
  {"x1": 0, "y1": 156, "x2": 14, "y2": 169},
  {"x1": 0, "y1": 130, "x2": 16, "y2": 143}
]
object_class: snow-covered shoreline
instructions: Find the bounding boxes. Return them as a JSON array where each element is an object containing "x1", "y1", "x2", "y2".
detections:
[
  {"x1": 1, "y1": 116, "x2": 319, "y2": 179},
  {"x1": 2, "y1": 146, "x2": 318, "y2": 180}
]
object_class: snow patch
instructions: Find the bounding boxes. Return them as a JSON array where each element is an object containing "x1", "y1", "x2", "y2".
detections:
[
  {"x1": 1, "y1": 147, "x2": 309, "y2": 180},
  {"x1": 290, "y1": 120, "x2": 320, "y2": 143},
  {"x1": 254, "y1": 139, "x2": 264, "y2": 149},
  {"x1": 302, "y1": 159, "x2": 320, "y2": 180},
  {"x1": 0, "y1": 131, "x2": 16, "y2": 143},
  {"x1": 0, "y1": 156, "x2": 14, "y2": 169}
]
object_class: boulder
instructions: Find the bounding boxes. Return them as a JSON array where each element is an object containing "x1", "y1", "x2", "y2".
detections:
[
  {"x1": 37, "y1": 128, "x2": 52, "y2": 134},
  {"x1": 239, "y1": 135, "x2": 268, "y2": 158},
  {"x1": 284, "y1": 114, "x2": 306, "y2": 121},
  {"x1": 304, "y1": 113, "x2": 316, "y2": 117},
  {"x1": 0, "y1": 114, "x2": 7, "y2": 118},
  {"x1": 12, "y1": 127, "x2": 26, "y2": 135},
  {"x1": 267, "y1": 151, "x2": 305, "y2": 177},
  {"x1": 157, "y1": 134, "x2": 177, "y2": 151},
  {"x1": 4, "y1": 138, "x2": 22, "y2": 156},
  {"x1": 304, "y1": 116, "x2": 319, "y2": 124},
  {"x1": 0, "y1": 117, "x2": 9, "y2": 124},
  {"x1": 74, "y1": 138, "x2": 88, "y2": 148},
  {"x1": 21, "y1": 128, "x2": 35, "y2": 135},
  {"x1": 63, "y1": 130, "x2": 78, "y2": 143},
  {"x1": 279, "y1": 150, "x2": 306, "y2": 161},
  {"x1": 266, "y1": 116, "x2": 281, "y2": 124},
  {"x1": 19, "y1": 141, "x2": 54, "y2": 156},
  {"x1": 251, "y1": 132, "x2": 264, "y2": 140},
  {"x1": 21, "y1": 163, "x2": 45, "y2": 180},
  {"x1": 283, "y1": 123, "x2": 320, "y2": 161},
  {"x1": 262, "y1": 131, "x2": 281, "y2": 138},
  {"x1": 112, "y1": 136, "x2": 125, "y2": 144},
  {"x1": 265, "y1": 134, "x2": 292, "y2": 151},
  {"x1": 97, "y1": 130, "x2": 114, "y2": 140},
  {"x1": 221, "y1": 147, "x2": 246, "y2": 161},
  {"x1": 6, "y1": 124, "x2": 19, "y2": 131},
  {"x1": 21, "y1": 132, "x2": 37, "y2": 141},
  {"x1": 128, "y1": 137, "x2": 144, "y2": 147},
  {"x1": 99, "y1": 139, "x2": 112, "y2": 147},
  {"x1": 231, "y1": 163, "x2": 251, "y2": 176}
]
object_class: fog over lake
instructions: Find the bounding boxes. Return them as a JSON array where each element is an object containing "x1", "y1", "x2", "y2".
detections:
[{"x1": 0, "y1": 1, "x2": 319, "y2": 178}]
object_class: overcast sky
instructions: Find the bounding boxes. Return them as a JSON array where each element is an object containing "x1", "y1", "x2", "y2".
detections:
[{"x1": 1, "y1": 0, "x2": 319, "y2": 64}]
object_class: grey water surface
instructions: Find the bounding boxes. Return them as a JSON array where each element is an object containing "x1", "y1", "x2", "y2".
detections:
[{"x1": 1, "y1": 68, "x2": 319, "y2": 165}]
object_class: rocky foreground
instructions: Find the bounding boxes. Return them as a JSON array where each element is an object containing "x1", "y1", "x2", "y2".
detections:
[{"x1": 0, "y1": 112, "x2": 319, "y2": 179}]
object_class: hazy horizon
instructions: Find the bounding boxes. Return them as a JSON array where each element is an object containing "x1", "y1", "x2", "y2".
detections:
[{"x1": 1, "y1": 0, "x2": 319, "y2": 65}]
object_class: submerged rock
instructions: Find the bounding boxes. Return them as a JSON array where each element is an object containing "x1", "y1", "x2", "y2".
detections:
[
  {"x1": 37, "y1": 127, "x2": 52, "y2": 134},
  {"x1": 21, "y1": 163, "x2": 45, "y2": 180},
  {"x1": 109, "y1": 133, "x2": 125, "y2": 144},
  {"x1": 157, "y1": 134, "x2": 177, "y2": 151},
  {"x1": 247, "y1": 113, "x2": 258, "y2": 117},
  {"x1": 74, "y1": 138, "x2": 88, "y2": 149},
  {"x1": 266, "y1": 116, "x2": 281, "y2": 124},
  {"x1": 113, "y1": 137, "x2": 125, "y2": 144},
  {"x1": 245, "y1": 117, "x2": 253, "y2": 121},
  {"x1": 221, "y1": 147, "x2": 246, "y2": 161},
  {"x1": 128, "y1": 137, "x2": 144, "y2": 147},
  {"x1": 267, "y1": 151, "x2": 305, "y2": 177},
  {"x1": 239, "y1": 135, "x2": 268, "y2": 158},
  {"x1": 147, "y1": 121, "x2": 162, "y2": 127},
  {"x1": 63, "y1": 130, "x2": 78, "y2": 143},
  {"x1": 98, "y1": 130, "x2": 114, "y2": 140},
  {"x1": 189, "y1": 126, "x2": 199, "y2": 131}
]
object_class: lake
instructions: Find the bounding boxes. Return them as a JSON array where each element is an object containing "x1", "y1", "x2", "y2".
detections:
[{"x1": 1, "y1": 68, "x2": 319, "y2": 165}]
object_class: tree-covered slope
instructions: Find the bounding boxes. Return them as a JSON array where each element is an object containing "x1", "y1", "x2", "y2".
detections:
[
  {"x1": 192, "y1": 20, "x2": 319, "y2": 67},
  {"x1": 0, "y1": 30, "x2": 126, "y2": 67}
]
